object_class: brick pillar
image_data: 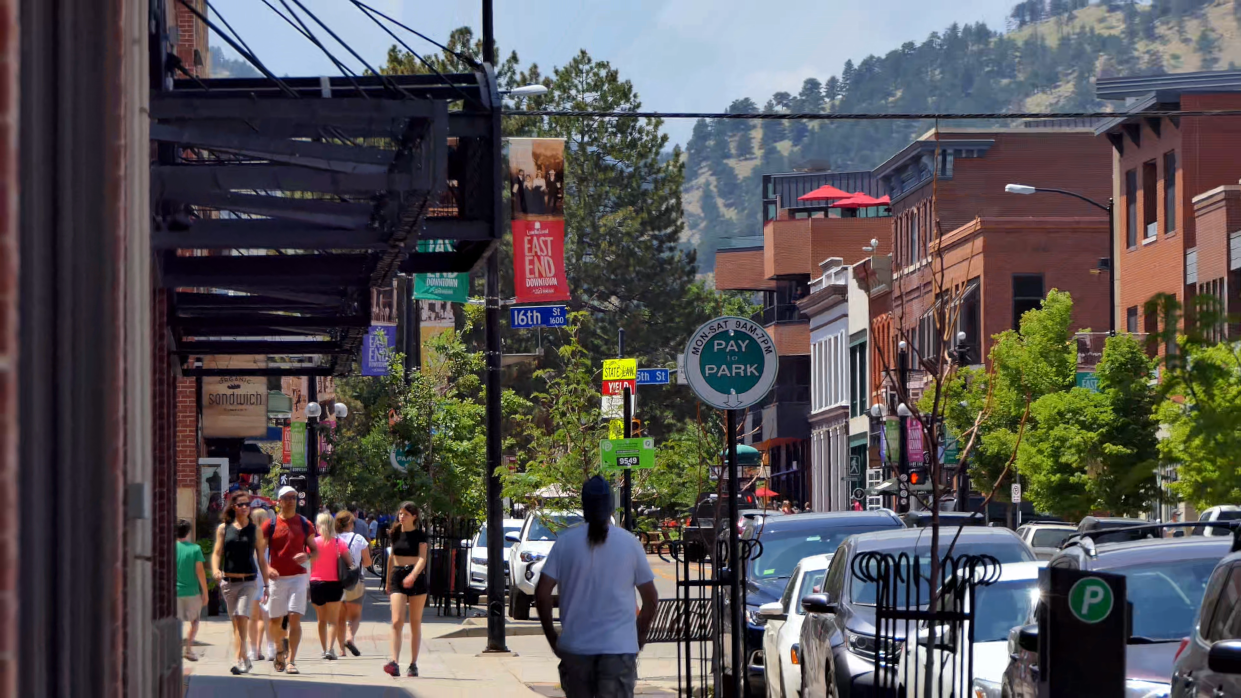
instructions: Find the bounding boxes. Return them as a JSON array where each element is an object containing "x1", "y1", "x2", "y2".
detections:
[
  {"x1": 176, "y1": 378, "x2": 198, "y2": 535},
  {"x1": 170, "y1": 0, "x2": 210, "y2": 78},
  {"x1": 0, "y1": 0, "x2": 18, "y2": 693}
]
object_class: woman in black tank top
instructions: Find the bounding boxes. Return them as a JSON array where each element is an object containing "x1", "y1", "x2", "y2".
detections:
[
  {"x1": 383, "y1": 502, "x2": 429, "y2": 678},
  {"x1": 211, "y1": 492, "x2": 267, "y2": 674}
]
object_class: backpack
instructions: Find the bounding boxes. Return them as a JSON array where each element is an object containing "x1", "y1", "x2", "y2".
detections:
[
  {"x1": 263, "y1": 515, "x2": 313, "y2": 547},
  {"x1": 336, "y1": 535, "x2": 361, "y2": 588}
]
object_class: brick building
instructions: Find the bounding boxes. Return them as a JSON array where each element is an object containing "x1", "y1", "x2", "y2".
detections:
[{"x1": 1094, "y1": 72, "x2": 1241, "y2": 340}]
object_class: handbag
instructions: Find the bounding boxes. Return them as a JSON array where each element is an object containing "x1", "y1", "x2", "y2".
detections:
[{"x1": 336, "y1": 536, "x2": 361, "y2": 589}]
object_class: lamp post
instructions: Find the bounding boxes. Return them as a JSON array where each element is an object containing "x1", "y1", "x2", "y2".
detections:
[{"x1": 1005, "y1": 184, "x2": 1115, "y2": 334}]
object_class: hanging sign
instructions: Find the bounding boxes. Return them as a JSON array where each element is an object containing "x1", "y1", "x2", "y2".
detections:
[
  {"x1": 682, "y1": 316, "x2": 778, "y2": 409},
  {"x1": 602, "y1": 358, "x2": 637, "y2": 381},
  {"x1": 414, "y1": 273, "x2": 469, "y2": 303},
  {"x1": 201, "y1": 376, "x2": 268, "y2": 438},
  {"x1": 281, "y1": 427, "x2": 292, "y2": 465},
  {"x1": 600, "y1": 437, "x2": 656, "y2": 470},
  {"x1": 361, "y1": 325, "x2": 395, "y2": 376},
  {"x1": 289, "y1": 421, "x2": 307, "y2": 471},
  {"x1": 507, "y1": 137, "x2": 570, "y2": 304},
  {"x1": 907, "y1": 419, "x2": 925, "y2": 465}
]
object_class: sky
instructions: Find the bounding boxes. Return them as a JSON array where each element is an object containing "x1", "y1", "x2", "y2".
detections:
[{"x1": 207, "y1": 0, "x2": 1014, "y2": 145}]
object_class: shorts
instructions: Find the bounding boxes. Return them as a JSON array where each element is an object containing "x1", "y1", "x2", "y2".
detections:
[
  {"x1": 177, "y1": 595, "x2": 203, "y2": 623},
  {"x1": 558, "y1": 653, "x2": 637, "y2": 698},
  {"x1": 343, "y1": 580, "x2": 366, "y2": 603},
  {"x1": 267, "y1": 574, "x2": 308, "y2": 618},
  {"x1": 220, "y1": 577, "x2": 256, "y2": 617},
  {"x1": 389, "y1": 565, "x2": 428, "y2": 596},
  {"x1": 309, "y1": 580, "x2": 344, "y2": 606}
]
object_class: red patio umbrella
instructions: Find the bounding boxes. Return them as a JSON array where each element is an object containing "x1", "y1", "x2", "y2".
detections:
[
  {"x1": 797, "y1": 184, "x2": 852, "y2": 202},
  {"x1": 753, "y1": 486, "x2": 779, "y2": 498},
  {"x1": 831, "y1": 192, "x2": 884, "y2": 209},
  {"x1": 875, "y1": 195, "x2": 891, "y2": 205}
]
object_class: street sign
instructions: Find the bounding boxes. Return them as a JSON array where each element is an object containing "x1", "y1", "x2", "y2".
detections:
[
  {"x1": 682, "y1": 316, "x2": 778, "y2": 409},
  {"x1": 1068, "y1": 577, "x2": 1115, "y2": 624},
  {"x1": 608, "y1": 419, "x2": 625, "y2": 440},
  {"x1": 389, "y1": 443, "x2": 416, "y2": 474},
  {"x1": 636, "y1": 368, "x2": 670, "y2": 385},
  {"x1": 940, "y1": 433, "x2": 961, "y2": 466},
  {"x1": 602, "y1": 358, "x2": 637, "y2": 381},
  {"x1": 601, "y1": 394, "x2": 636, "y2": 420},
  {"x1": 852, "y1": 487, "x2": 865, "y2": 501},
  {"x1": 601, "y1": 379, "x2": 636, "y2": 396},
  {"x1": 509, "y1": 304, "x2": 568, "y2": 329},
  {"x1": 1011, "y1": 483, "x2": 1022, "y2": 503},
  {"x1": 600, "y1": 437, "x2": 656, "y2": 470},
  {"x1": 1046, "y1": 567, "x2": 1127, "y2": 697},
  {"x1": 849, "y1": 455, "x2": 862, "y2": 477}
]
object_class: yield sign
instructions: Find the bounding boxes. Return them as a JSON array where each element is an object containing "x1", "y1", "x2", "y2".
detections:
[{"x1": 602, "y1": 379, "x2": 636, "y2": 396}]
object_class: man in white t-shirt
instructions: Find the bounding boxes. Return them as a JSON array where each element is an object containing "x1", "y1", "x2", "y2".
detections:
[{"x1": 535, "y1": 476, "x2": 658, "y2": 698}]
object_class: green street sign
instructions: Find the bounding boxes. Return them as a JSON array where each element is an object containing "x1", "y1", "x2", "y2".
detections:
[
  {"x1": 1075, "y1": 371, "x2": 1100, "y2": 392},
  {"x1": 683, "y1": 316, "x2": 778, "y2": 409},
  {"x1": 1068, "y1": 577, "x2": 1114, "y2": 624},
  {"x1": 941, "y1": 433, "x2": 961, "y2": 466},
  {"x1": 600, "y1": 437, "x2": 655, "y2": 470},
  {"x1": 290, "y1": 421, "x2": 307, "y2": 471},
  {"x1": 414, "y1": 273, "x2": 468, "y2": 303}
]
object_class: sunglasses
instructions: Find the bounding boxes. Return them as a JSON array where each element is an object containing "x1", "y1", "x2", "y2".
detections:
[{"x1": 236, "y1": 502, "x2": 251, "y2": 508}]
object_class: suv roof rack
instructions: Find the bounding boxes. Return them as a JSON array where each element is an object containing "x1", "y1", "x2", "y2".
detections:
[{"x1": 1062, "y1": 521, "x2": 1241, "y2": 550}]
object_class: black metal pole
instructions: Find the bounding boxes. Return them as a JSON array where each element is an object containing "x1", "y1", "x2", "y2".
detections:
[
  {"x1": 411, "y1": 297, "x2": 422, "y2": 370},
  {"x1": 897, "y1": 343, "x2": 909, "y2": 513},
  {"x1": 306, "y1": 377, "x2": 320, "y2": 516},
  {"x1": 397, "y1": 275, "x2": 411, "y2": 379},
  {"x1": 726, "y1": 408, "x2": 743, "y2": 698},
  {"x1": 482, "y1": 0, "x2": 507, "y2": 654},
  {"x1": 1108, "y1": 197, "x2": 1116, "y2": 335},
  {"x1": 622, "y1": 385, "x2": 633, "y2": 531}
]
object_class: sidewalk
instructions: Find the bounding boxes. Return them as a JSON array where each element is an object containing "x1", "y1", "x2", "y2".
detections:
[{"x1": 183, "y1": 576, "x2": 681, "y2": 697}]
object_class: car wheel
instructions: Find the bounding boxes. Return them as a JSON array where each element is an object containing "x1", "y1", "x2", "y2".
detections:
[{"x1": 510, "y1": 588, "x2": 531, "y2": 621}]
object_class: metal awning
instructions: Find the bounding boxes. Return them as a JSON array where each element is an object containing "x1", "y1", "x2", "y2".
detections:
[{"x1": 152, "y1": 72, "x2": 502, "y2": 376}]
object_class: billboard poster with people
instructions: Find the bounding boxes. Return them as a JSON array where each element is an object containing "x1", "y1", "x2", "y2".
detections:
[{"x1": 507, "y1": 137, "x2": 570, "y2": 304}]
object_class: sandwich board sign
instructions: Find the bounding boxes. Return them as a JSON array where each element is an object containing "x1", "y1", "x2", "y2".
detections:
[{"x1": 683, "y1": 316, "x2": 778, "y2": 409}]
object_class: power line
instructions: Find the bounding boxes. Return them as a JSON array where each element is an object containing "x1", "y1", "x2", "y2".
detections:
[
  {"x1": 265, "y1": 0, "x2": 370, "y2": 99},
  {"x1": 182, "y1": 0, "x2": 298, "y2": 98},
  {"x1": 501, "y1": 108, "x2": 1241, "y2": 121},
  {"x1": 284, "y1": 0, "x2": 410, "y2": 99},
  {"x1": 350, "y1": 0, "x2": 480, "y2": 70}
]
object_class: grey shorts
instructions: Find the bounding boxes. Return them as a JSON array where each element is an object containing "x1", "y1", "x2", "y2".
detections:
[
  {"x1": 220, "y1": 577, "x2": 255, "y2": 617},
  {"x1": 177, "y1": 595, "x2": 203, "y2": 623},
  {"x1": 557, "y1": 652, "x2": 637, "y2": 698}
]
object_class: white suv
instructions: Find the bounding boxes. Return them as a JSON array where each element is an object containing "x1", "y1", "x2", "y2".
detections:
[{"x1": 506, "y1": 510, "x2": 583, "y2": 620}]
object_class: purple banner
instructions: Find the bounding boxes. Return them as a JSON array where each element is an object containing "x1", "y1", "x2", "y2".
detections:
[
  {"x1": 361, "y1": 325, "x2": 395, "y2": 376},
  {"x1": 907, "y1": 419, "x2": 925, "y2": 466}
]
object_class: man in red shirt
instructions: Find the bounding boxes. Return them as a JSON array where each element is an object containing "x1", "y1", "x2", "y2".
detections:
[{"x1": 260, "y1": 486, "x2": 318, "y2": 674}]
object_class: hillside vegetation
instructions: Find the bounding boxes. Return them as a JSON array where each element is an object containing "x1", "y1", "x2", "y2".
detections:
[{"x1": 686, "y1": 0, "x2": 1241, "y2": 272}]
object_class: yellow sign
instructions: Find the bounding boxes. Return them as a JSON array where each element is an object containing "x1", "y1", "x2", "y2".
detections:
[
  {"x1": 602, "y1": 358, "x2": 637, "y2": 381},
  {"x1": 608, "y1": 419, "x2": 625, "y2": 440}
]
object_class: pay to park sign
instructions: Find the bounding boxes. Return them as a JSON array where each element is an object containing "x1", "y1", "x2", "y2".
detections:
[{"x1": 683, "y1": 316, "x2": 778, "y2": 409}]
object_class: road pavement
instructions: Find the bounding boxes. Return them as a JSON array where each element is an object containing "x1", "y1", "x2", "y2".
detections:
[{"x1": 183, "y1": 553, "x2": 688, "y2": 697}]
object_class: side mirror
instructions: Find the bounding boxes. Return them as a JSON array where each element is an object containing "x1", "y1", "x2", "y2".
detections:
[
  {"x1": 758, "y1": 601, "x2": 786, "y2": 621},
  {"x1": 801, "y1": 593, "x2": 837, "y2": 615},
  {"x1": 1017, "y1": 624, "x2": 1039, "y2": 653},
  {"x1": 504, "y1": 532, "x2": 521, "y2": 543},
  {"x1": 1208, "y1": 640, "x2": 1241, "y2": 674}
]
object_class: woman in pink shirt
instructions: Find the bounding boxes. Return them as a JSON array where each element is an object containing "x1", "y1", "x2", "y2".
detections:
[{"x1": 310, "y1": 512, "x2": 350, "y2": 660}]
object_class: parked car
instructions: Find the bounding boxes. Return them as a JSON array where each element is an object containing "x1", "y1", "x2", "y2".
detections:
[
  {"x1": 898, "y1": 560, "x2": 1046, "y2": 698},
  {"x1": 799, "y1": 526, "x2": 1036, "y2": 698},
  {"x1": 505, "y1": 510, "x2": 583, "y2": 620},
  {"x1": 725, "y1": 510, "x2": 905, "y2": 696},
  {"x1": 900, "y1": 510, "x2": 985, "y2": 528},
  {"x1": 1172, "y1": 538, "x2": 1241, "y2": 697},
  {"x1": 467, "y1": 518, "x2": 522, "y2": 603},
  {"x1": 1015, "y1": 523, "x2": 1077, "y2": 560},
  {"x1": 1194, "y1": 505, "x2": 1241, "y2": 537},
  {"x1": 758, "y1": 553, "x2": 834, "y2": 698},
  {"x1": 1005, "y1": 525, "x2": 1233, "y2": 698},
  {"x1": 682, "y1": 492, "x2": 759, "y2": 556}
]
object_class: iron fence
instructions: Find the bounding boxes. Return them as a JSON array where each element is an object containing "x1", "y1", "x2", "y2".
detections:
[{"x1": 425, "y1": 517, "x2": 480, "y2": 617}]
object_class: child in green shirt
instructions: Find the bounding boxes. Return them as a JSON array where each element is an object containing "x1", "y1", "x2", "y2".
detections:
[{"x1": 176, "y1": 520, "x2": 209, "y2": 661}]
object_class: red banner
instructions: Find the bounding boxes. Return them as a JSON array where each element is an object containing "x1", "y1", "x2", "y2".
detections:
[
  {"x1": 281, "y1": 426, "x2": 292, "y2": 465},
  {"x1": 512, "y1": 219, "x2": 570, "y2": 304},
  {"x1": 601, "y1": 379, "x2": 636, "y2": 396}
]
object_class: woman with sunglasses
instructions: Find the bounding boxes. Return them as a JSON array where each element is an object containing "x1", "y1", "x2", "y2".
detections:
[
  {"x1": 212, "y1": 491, "x2": 268, "y2": 675},
  {"x1": 383, "y1": 502, "x2": 428, "y2": 677}
]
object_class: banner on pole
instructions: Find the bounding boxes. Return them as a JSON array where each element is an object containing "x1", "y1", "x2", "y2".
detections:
[
  {"x1": 290, "y1": 421, "x2": 307, "y2": 471},
  {"x1": 414, "y1": 239, "x2": 469, "y2": 303},
  {"x1": 282, "y1": 427, "x2": 292, "y2": 465},
  {"x1": 507, "y1": 137, "x2": 570, "y2": 304},
  {"x1": 361, "y1": 325, "x2": 395, "y2": 376}
]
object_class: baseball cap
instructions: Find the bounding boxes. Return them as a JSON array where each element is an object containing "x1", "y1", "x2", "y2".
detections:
[{"x1": 277, "y1": 485, "x2": 298, "y2": 499}]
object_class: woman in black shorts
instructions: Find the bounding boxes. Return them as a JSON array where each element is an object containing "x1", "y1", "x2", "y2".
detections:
[
  {"x1": 383, "y1": 501, "x2": 428, "y2": 677},
  {"x1": 309, "y1": 512, "x2": 350, "y2": 660},
  {"x1": 212, "y1": 491, "x2": 267, "y2": 675}
]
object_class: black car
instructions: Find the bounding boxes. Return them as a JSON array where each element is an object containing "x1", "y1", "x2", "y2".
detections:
[
  {"x1": 722, "y1": 510, "x2": 904, "y2": 696},
  {"x1": 901, "y1": 510, "x2": 986, "y2": 528},
  {"x1": 1005, "y1": 527, "x2": 1233, "y2": 698},
  {"x1": 1077, "y1": 516, "x2": 1159, "y2": 542},
  {"x1": 799, "y1": 526, "x2": 1036, "y2": 698},
  {"x1": 1172, "y1": 543, "x2": 1241, "y2": 697}
]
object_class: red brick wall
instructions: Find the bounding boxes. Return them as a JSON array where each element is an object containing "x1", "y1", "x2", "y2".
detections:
[
  {"x1": 175, "y1": 377, "x2": 197, "y2": 528},
  {"x1": 770, "y1": 321, "x2": 810, "y2": 356},
  {"x1": 170, "y1": 0, "x2": 210, "y2": 77},
  {"x1": 1192, "y1": 187, "x2": 1241, "y2": 284},
  {"x1": 715, "y1": 248, "x2": 773, "y2": 291},
  {"x1": 765, "y1": 217, "x2": 892, "y2": 278},
  {"x1": 0, "y1": 0, "x2": 17, "y2": 692}
]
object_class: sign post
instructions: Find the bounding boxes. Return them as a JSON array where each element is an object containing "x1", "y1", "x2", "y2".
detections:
[{"x1": 683, "y1": 316, "x2": 778, "y2": 698}]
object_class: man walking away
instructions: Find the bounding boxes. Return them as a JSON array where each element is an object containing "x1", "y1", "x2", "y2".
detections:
[
  {"x1": 176, "y1": 520, "x2": 209, "y2": 661},
  {"x1": 535, "y1": 476, "x2": 659, "y2": 698},
  {"x1": 262, "y1": 486, "x2": 318, "y2": 675}
]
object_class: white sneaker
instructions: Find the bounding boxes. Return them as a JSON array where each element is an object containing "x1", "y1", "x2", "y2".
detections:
[
  {"x1": 244, "y1": 656, "x2": 253, "y2": 673},
  {"x1": 324, "y1": 650, "x2": 338, "y2": 661},
  {"x1": 247, "y1": 649, "x2": 257, "y2": 662},
  {"x1": 267, "y1": 641, "x2": 277, "y2": 658}
]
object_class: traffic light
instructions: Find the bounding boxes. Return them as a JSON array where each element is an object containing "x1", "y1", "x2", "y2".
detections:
[
  {"x1": 908, "y1": 467, "x2": 928, "y2": 487},
  {"x1": 631, "y1": 418, "x2": 642, "y2": 436}
]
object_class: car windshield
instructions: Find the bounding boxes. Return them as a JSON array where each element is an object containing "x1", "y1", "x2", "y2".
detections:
[
  {"x1": 749, "y1": 524, "x2": 899, "y2": 581},
  {"x1": 528, "y1": 515, "x2": 583, "y2": 541},
  {"x1": 796, "y1": 570, "x2": 829, "y2": 613},
  {"x1": 850, "y1": 541, "x2": 1035, "y2": 606},
  {"x1": 1121, "y1": 559, "x2": 1218, "y2": 641},
  {"x1": 971, "y1": 580, "x2": 1040, "y2": 643},
  {"x1": 1030, "y1": 528, "x2": 1074, "y2": 548},
  {"x1": 1212, "y1": 511, "x2": 1241, "y2": 521},
  {"x1": 478, "y1": 525, "x2": 522, "y2": 549}
]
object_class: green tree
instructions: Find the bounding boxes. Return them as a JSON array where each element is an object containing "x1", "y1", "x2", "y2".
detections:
[{"x1": 1197, "y1": 28, "x2": 1221, "y2": 70}]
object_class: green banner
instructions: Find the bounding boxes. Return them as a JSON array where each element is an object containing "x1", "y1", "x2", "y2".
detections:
[
  {"x1": 290, "y1": 421, "x2": 307, "y2": 471},
  {"x1": 941, "y1": 433, "x2": 961, "y2": 466},
  {"x1": 1075, "y1": 371, "x2": 1099, "y2": 392},
  {"x1": 413, "y1": 273, "x2": 468, "y2": 303},
  {"x1": 600, "y1": 437, "x2": 655, "y2": 470}
]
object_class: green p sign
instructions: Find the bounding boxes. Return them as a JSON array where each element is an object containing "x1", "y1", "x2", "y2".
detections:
[
  {"x1": 600, "y1": 437, "x2": 655, "y2": 471},
  {"x1": 1068, "y1": 577, "x2": 1114, "y2": 624},
  {"x1": 683, "y1": 316, "x2": 778, "y2": 409}
]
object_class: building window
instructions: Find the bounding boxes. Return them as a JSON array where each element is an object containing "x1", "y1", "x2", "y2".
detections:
[
  {"x1": 1164, "y1": 151, "x2": 1177, "y2": 235},
  {"x1": 908, "y1": 213, "x2": 920, "y2": 265},
  {"x1": 1126, "y1": 306, "x2": 1139, "y2": 334},
  {"x1": 1126, "y1": 169, "x2": 1138, "y2": 248},
  {"x1": 850, "y1": 341, "x2": 868, "y2": 418},
  {"x1": 765, "y1": 203, "x2": 777, "y2": 221},
  {"x1": 957, "y1": 279, "x2": 981, "y2": 363},
  {"x1": 1143, "y1": 160, "x2": 1157, "y2": 240},
  {"x1": 1012, "y1": 274, "x2": 1045, "y2": 330}
]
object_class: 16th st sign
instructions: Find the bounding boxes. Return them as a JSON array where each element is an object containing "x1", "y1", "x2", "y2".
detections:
[{"x1": 683, "y1": 316, "x2": 778, "y2": 409}]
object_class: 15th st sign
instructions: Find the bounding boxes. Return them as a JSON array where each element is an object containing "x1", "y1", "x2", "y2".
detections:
[{"x1": 683, "y1": 316, "x2": 778, "y2": 409}]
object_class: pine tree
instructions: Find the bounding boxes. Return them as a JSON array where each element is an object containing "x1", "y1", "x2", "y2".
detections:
[
  {"x1": 1197, "y1": 28, "x2": 1221, "y2": 70},
  {"x1": 733, "y1": 125, "x2": 756, "y2": 160},
  {"x1": 686, "y1": 119, "x2": 711, "y2": 176}
]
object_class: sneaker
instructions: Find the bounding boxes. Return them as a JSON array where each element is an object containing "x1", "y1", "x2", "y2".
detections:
[
  {"x1": 407, "y1": 662, "x2": 418, "y2": 677},
  {"x1": 256, "y1": 651, "x2": 265, "y2": 661},
  {"x1": 247, "y1": 649, "x2": 257, "y2": 663},
  {"x1": 230, "y1": 662, "x2": 244, "y2": 676},
  {"x1": 345, "y1": 641, "x2": 360, "y2": 657},
  {"x1": 183, "y1": 649, "x2": 198, "y2": 662},
  {"x1": 266, "y1": 642, "x2": 276, "y2": 658},
  {"x1": 383, "y1": 661, "x2": 400, "y2": 677},
  {"x1": 243, "y1": 657, "x2": 253, "y2": 673},
  {"x1": 326, "y1": 650, "x2": 338, "y2": 661}
]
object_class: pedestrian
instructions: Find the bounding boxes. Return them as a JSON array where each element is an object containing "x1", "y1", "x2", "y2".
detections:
[
  {"x1": 263, "y1": 485, "x2": 318, "y2": 675},
  {"x1": 212, "y1": 491, "x2": 267, "y2": 675},
  {"x1": 383, "y1": 501, "x2": 429, "y2": 677},
  {"x1": 247, "y1": 507, "x2": 272, "y2": 663},
  {"x1": 175, "y1": 520, "x2": 209, "y2": 662},
  {"x1": 780, "y1": 500, "x2": 795, "y2": 515},
  {"x1": 367, "y1": 515, "x2": 379, "y2": 541},
  {"x1": 803, "y1": 501, "x2": 812, "y2": 513},
  {"x1": 335, "y1": 510, "x2": 372, "y2": 656},
  {"x1": 535, "y1": 476, "x2": 659, "y2": 698},
  {"x1": 309, "y1": 512, "x2": 348, "y2": 661}
]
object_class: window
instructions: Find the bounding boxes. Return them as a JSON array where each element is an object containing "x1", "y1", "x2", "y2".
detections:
[
  {"x1": 909, "y1": 213, "x2": 920, "y2": 265},
  {"x1": 1126, "y1": 306, "x2": 1139, "y2": 334},
  {"x1": 765, "y1": 202, "x2": 777, "y2": 221},
  {"x1": 1126, "y1": 169, "x2": 1138, "y2": 248},
  {"x1": 1143, "y1": 160, "x2": 1157, "y2": 240},
  {"x1": 850, "y1": 340, "x2": 868, "y2": 418},
  {"x1": 1012, "y1": 274, "x2": 1045, "y2": 330},
  {"x1": 956, "y1": 279, "x2": 981, "y2": 364},
  {"x1": 1164, "y1": 151, "x2": 1177, "y2": 235}
]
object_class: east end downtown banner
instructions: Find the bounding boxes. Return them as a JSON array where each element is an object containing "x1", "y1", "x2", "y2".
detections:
[
  {"x1": 507, "y1": 137, "x2": 570, "y2": 305},
  {"x1": 413, "y1": 239, "x2": 468, "y2": 304}
]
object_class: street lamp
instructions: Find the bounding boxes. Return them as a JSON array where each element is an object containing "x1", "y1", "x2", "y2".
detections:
[
  {"x1": 1005, "y1": 183, "x2": 1116, "y2": 334},
  {"x1": 503, "y1": 84, "x2": 549, "y2": 98},
  {"x1": 896, "y1": 403, "x2": 913, "y2": 418}
]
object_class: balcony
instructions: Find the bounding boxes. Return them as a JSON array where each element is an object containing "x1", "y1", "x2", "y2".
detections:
[{"x1": 752, "y1": 303, "x2": 805, "y2": 325}]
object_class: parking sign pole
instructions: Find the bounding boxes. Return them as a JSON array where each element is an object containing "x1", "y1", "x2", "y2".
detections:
[
  {"x1": 726, "y1": 407, "x2": 743, "y2": 698},
  {"x1": 622, "y1": 384, "x2": 633, "y2": 531}
]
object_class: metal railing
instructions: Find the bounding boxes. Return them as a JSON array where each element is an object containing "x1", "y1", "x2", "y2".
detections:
[{"x1": 751, "y1": 303, "x2": 805, "y2": 325}]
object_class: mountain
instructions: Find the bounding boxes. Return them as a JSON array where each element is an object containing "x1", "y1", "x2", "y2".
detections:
[
  {"x1": 211, "y1": 47, "x2": 261, "y2": 78},
  {"x1": 685, "y1": 0, "x2": 1241, "y2": 273}
]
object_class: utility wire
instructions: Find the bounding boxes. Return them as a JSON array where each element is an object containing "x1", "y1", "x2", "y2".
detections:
[
  {"x1": 181, "y1": 0, "x2": 298, "y2": 98},
  {"x1": 265, "y1": 0, "x2": 370, "y2": 100},
  {"x1": 285, "y1": 0, "x2": 410, "y2": 99},
  {"x1": 501, "y1": 109, "x2": 1241, "y2": 121},
  {"x1": 350, "y1": 0, "x2": 480, "y2": 70}
]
